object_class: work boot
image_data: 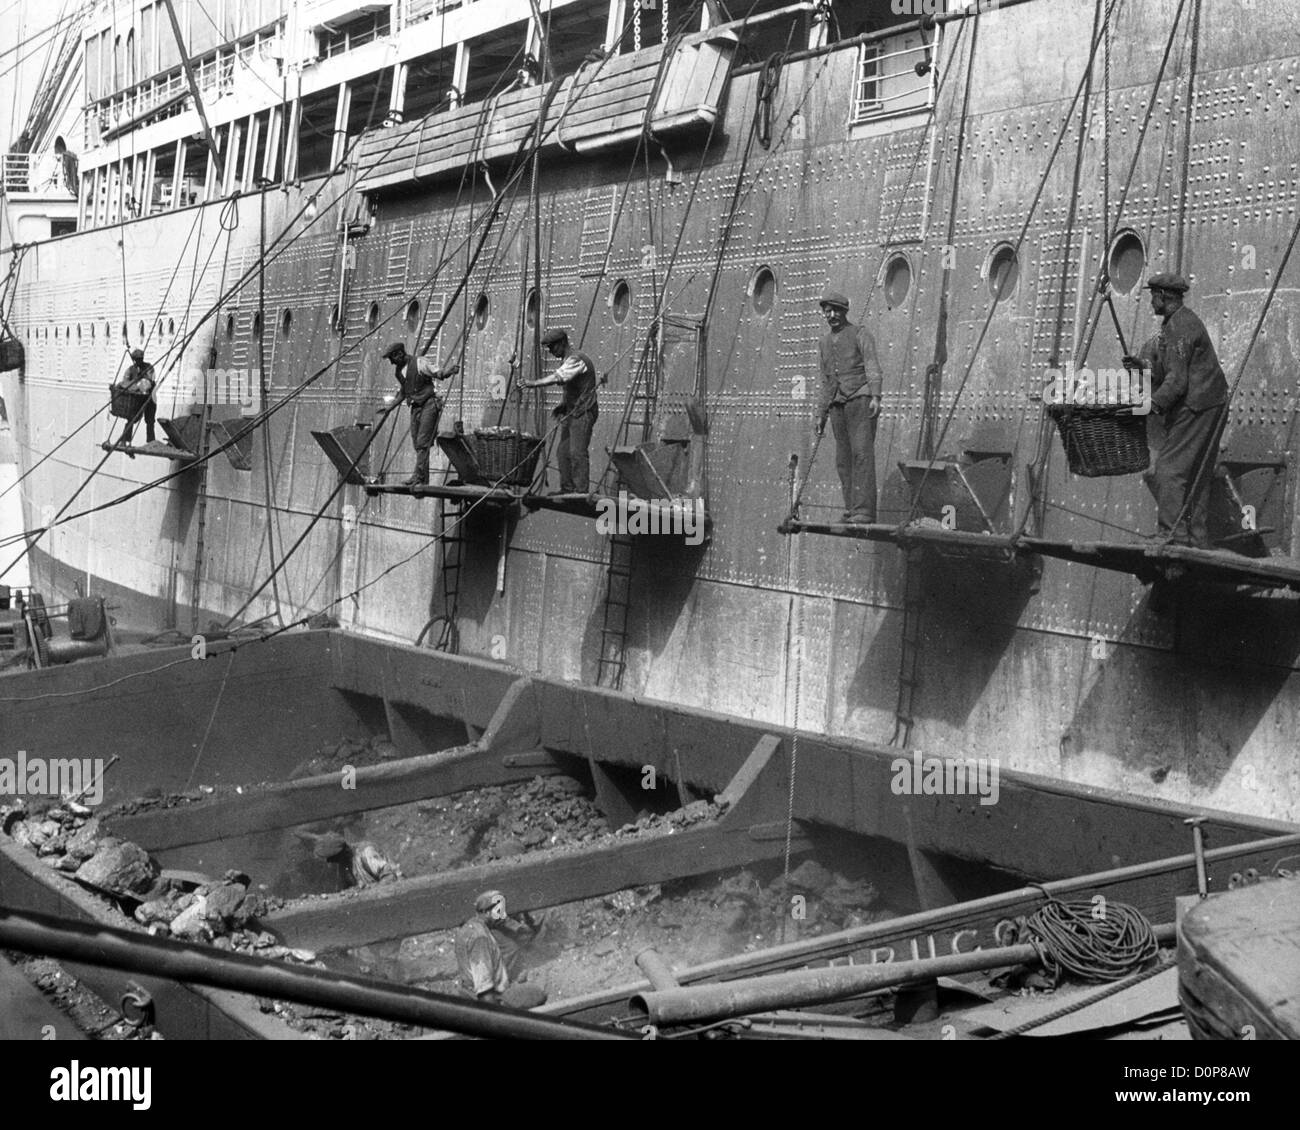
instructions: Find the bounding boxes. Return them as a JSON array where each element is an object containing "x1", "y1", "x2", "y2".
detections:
[{"x1": 402, "y1": 475, "x2": 428, "y2": 488}]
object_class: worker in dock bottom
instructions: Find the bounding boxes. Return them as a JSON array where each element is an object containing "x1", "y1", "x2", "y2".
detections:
[
  {"x1": 523, "y1": 328, "x2": 598, "y2": 495},
  {"x1": 297, "y1": 831, "x2": 402, "y2": 889},
  {"x1": 815, "y1": 291, "x2": 883, "y2": 523},
  {"x1": 382, "y1": 341, "x2": 459, "y2": 486},
  {"x1": 455, "y1": 890, "x2": 548, "y2": 1009},
  {"x1": 1123, "y1": 273, "x2": 1229, "y2": 548},
  {"x1": 116, "y1": 348, "x2": 157, "y2": 448}
]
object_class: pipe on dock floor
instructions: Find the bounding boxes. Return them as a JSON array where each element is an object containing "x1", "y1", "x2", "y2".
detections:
[
  {"x1": 0, "y1": 906, "x2": 631, "y2": 1041},
  {"x1": 632, "y1": 925, "x2": 1175, "y2": 1027}
]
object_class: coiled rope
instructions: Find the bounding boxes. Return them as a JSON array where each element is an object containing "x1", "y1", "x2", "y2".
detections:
[{"x1": 1024, "y1": 894, "x2": 1159, "y2": 985}]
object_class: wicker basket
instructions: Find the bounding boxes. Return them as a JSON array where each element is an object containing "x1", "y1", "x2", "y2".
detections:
[
  {"x1": 0, "y1": 337, "x2": 24, "y2": 372},
  {"x1": 109, "y1": 385, "x2": 150, "y2": 420},
  {"x1": 1048, "y1": 404, "x2": 1149, "y2": 478},
  {"x1": 471, "y1": 427, "x2": 543, "y2": 487}
]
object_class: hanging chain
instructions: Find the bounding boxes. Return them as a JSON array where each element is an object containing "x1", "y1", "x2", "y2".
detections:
[
  {"x1": 662, "y1": 0, "x2": 669, "y2": 44},
  {"x1": 634, "y1": 5, "x2": 642, "y2": 52}
]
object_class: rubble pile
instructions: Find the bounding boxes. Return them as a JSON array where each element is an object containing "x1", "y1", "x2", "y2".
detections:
[{"x1": 2, "y1": 801, "x2": 308, "y2": 962}]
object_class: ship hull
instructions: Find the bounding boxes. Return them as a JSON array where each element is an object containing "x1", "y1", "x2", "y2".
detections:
[{"x1": 5, "y1": 0, "x2": 1300, "y2": 825}]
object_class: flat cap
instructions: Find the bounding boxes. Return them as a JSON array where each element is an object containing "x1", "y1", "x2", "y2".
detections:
[
  {"x1": 475, "y1": 889, "x2": 506, "y2": 913},
  {"x1": 1144, "y1": 272, "x2": 1190, "y2": 293},
  {"x1": 129, "y1": 348, "x2": 145, "y2": 361},
  {"x1": 540, "y1": 328, "x2": 568, "y2": 346},
  {"x1": 818, "y1": 290, "x2": 850, "y2": 310},
  {"x1": 382, "y1": 341, "x2": 407, "y2": 359}
]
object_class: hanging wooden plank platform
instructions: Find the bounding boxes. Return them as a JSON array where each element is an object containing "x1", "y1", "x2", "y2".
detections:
[
  {"x1": 361, "y1": 479, "x2": 524, "y2": 506},
  {"x1": 780, "y1": 517, "x2": 1300, "y2": 590},
  {"x1": 100, "y1": 440, "x2": 198, "y2": 462}
]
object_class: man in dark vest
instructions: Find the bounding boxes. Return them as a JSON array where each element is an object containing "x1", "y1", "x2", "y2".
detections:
[
  {"x1": 1123, "y1": 272, "x2": 1229, "y2": 547},
  {"x1": 115, "y1": 348, "x2": 157, "y2": 449},
  {"x1": 382, "y1": 342, "x2": 459, "y2": 486},
  {"x1": 815, "y1": 291, "x2": 884, "y2": 522},
  {"x1": 523, "y1": 328, "x2": 599, "y2": 494}
]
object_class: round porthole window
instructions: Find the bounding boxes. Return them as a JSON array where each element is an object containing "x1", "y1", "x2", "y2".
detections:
[
  {"x1": 474, "y1": 293, "x2": 490, "y2": 331},
  {"x1": 330, "y1": 303, "x2": 341, "y2": 332},
  {"x1": 610, "y1": 280, "x2": 630, "y2": 324},
  {"x1": 367, "y1": 302, "x2": 380, "y2": 330},
  {"x1": 987, "y1": 244, "x2": 1020, "y2": 301},
  {"x1": 121, "y1": 322, "x2": 128, "y2": 344},
  {"x1": 168, "y1": 318, "x2": 175, "y2": 335},
  {"x1": 748, "y1": 266, "x2": 776, "y2": 315},
  {"x1": 225, "y1": 313, "x2": 236, "y2": 340},
  {"x1": 525, "y1": 289, "x2": 540, "y2": 329},
  {"x1": 1107, "y1": 230, "x2": 1147, "y2": 295},
  {"x1": 252, "y1": 311, "x2": 263, "y2": 338},
  {"x1": 405, "y1": 299, "x2": 421, "y2": 330},
  {"x1": 882, "y1": 253, "x2": 913, "y2": 308},
  {"x1": 138, "y1": 320, "x2": 145, "y2": 340},
  {"x1": 280, "y1": 309, "x2": 292, "y2": 338}
]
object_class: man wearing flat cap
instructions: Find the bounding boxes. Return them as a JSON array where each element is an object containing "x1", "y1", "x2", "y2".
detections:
[
  {"x1": 816, "y1": 291, "x2": 884, "y2": 522},
  {"x1": 454, "y1": 890, "x2": 547, "y2": 1008},
  {"x1": 381, "y1": 341, "x2": 459, "y2": 486},
  {"x1": 1123, "y1": 272, "x2": 1228, "y2": 546},
  {"x1": 115, "y1": 348, "x2": 158, "y2": 449},
  {"x1": 523, "y1": 328, "x2": 599, "y2": 494}
]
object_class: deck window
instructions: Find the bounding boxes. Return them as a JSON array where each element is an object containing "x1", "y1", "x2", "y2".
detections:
[{"x1": 852, "y1": 28, "x2": 933, "y2": 123}]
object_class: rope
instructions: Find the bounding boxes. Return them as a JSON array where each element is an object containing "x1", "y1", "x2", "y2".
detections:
[
  {"x1": 1023, "y1": 895, "x2": 1158, "y2": 985},
  {"x1": 917, "y1": 10, "x2": 979, "y2": 462},
  {"x1": 904, "y1": 0, "x2": 1124, "y2": 525},
  {"x1": 987, "y1": 957, "x2": 1170, "y2": 1040}
]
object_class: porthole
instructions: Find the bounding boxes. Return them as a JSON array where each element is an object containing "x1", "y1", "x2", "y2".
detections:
[
  {"x1": 525, "y1": 289, "x2": 540, "y2": 329},
  {"x1": 252, "y1": 311, "x2": 263, "y2": 338},
  {"x1": 157, "y1": 319, "x2": 163, "y2": 337},
  {"x1": 65, "y1": 326, "x2": 71, "y2": 339},
  {"x1": 986, "y1": 243, "x2": 1020, "y2": 301},
  {"x1": 280, "y1": 308, "x2": 292, "y2": 338},
  {"x1": 330, "y1": 303, "x2": 341, "y2": 332},
  {"x1": 138, "y1": 320, "x2": 145, "y2": 340},
  {"x1": 90, "y1": 323, "x2": 95, "y2": 340},
  {"x1": 105, "y1": 322, "x2": 111, "y2": 340},
  {"x1": 405, "y1": 299, "x2": 421, "y2": 330},
  {"x1": 367, "y1": 302, "x2": 379, "y2": 329},
  {"x1": 473, "y1": 292, "x2": 490, "y2": 331},
  {"x1": 168, "y1": 318, "x2": 175, "y2": 335},
  {"x1": 610, "y1": 279, "x2": 630, "y2": 325},
  {"x1": 225, "y1": 313, "x2": 235, "y2": 340},
  {"x1": 1107, "y1": 230, "x2": 1147, "y2": 295},
  {"x1": 77, "y1": 324, "x2": 82, "y2": 340},
  {"x1": 882, "y1": 252, "x2": 913, "y2": 309},
  {"x1": 121, "y1": 322, "x2": 128, "y2": 343},
  {"x1": 748, "y1": 266, "x2": 776, "y2": 316}
]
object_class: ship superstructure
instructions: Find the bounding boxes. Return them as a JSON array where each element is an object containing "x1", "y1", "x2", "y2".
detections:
[{"x1": 2, "y1": 0, "x2": 1299, "y2": 832}]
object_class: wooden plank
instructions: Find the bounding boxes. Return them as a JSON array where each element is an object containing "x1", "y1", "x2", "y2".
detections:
[
  {"x1": 264, "y1": 818, "x2": 814, "y2": 950},
  {"x1": 0, "y1": 954, "x2": 86, "y2": 1040}
]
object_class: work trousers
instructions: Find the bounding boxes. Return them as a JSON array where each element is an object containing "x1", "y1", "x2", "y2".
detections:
[
  {"x1": 121, "y1": 399, "x2": 156, "y2": 445},
  {"x1": 558, "y1": 407, "x2": 598, "y2": 494},
  {"x1": 1143, "y1": 403, "x2": 1225, "y2": 547},
  {"x1": 408, "y1": 398, "x2": 441, "y2": 483},
  {"x1": 829, "y1": 396, "x2": 878, "y2": 521}
]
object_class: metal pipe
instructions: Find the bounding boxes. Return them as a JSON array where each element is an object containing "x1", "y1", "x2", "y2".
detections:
[
  {"x1": 0, "y1": 906, "x2": 630, "y2": 1041},
  {"x1": 635, "y1": 949, "x2": 680, "y2": 991},
  {"x1": 632, "y1": 924, "x2": 1176, "y2": 1027}
]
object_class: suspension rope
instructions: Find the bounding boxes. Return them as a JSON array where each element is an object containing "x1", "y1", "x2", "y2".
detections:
[
  {"x1": 1174, "y1": 0, "x2": 1202, "y2": 275},
  {"x1": 903, "y1": 0, "x2": 1123, "y2": 526},
  {"x1": 917, "y1": 11, "x2": 978, "y2": 462}
]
